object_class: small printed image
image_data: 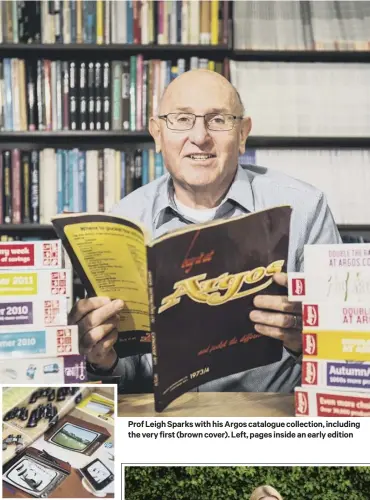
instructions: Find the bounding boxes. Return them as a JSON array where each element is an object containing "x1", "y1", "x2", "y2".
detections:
[
  {"x1": 124, "y1": 466, "x2": 370, "y2": 500},
  {"x1": 77, "y1": 393, "x2": 115, "y2": 425},
  {"x1": 2, "y1": 386, "x2": 115, "y2": 498}
]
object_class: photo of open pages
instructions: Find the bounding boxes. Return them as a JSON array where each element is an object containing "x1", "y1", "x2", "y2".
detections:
[{"x1": 2, "y1": 385, "x2": 115, "y2": 498}]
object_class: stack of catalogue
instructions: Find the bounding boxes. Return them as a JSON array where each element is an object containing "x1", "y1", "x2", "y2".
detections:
[
  {"x1": 289, "y1": 243, "x2": 370, "y2": 417},
  {"x1": 0, "y1": 239, "x2": 86, "y2": 384}
]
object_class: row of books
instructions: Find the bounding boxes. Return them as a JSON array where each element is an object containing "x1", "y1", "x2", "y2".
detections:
[
  {"x1": 240, "y1": 149, "x2": 370, "y2": 226},
  {"x1": 0, "y1": 147, "x2": 165, "y2": 225},
  {"x1": 289, "y1": 244, "x2": 370, "y2": 417},
  {"x1": 231, "y1": 61, "x2": 370, "y2": 137},
  {"x1": 0, "y1": 57, "x2": 229, "y2": 132},
  {"x1": 0, "y1": 238, "x2": 85, "y2": 384},
  {"x1": 0, "y1": 0, "x2": 230, "y2": 46},
  {"x1": 234, "y1": 1, "x2": 370, "y2": 51},
  {"x1": 2, "y1": 147, "x2": 369, "y2": 227}
]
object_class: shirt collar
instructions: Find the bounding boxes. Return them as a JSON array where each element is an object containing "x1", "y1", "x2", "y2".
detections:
[{"x1": 153, "y1": 164, "x2": 255, "y2": 225}]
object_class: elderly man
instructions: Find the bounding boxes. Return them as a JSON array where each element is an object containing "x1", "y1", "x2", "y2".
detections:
[{"x1": 70, "y1": 69, "x2": 341, "y2": 392}]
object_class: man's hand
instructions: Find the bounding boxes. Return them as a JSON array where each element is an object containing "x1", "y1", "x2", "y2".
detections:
[
  {"x1": 68, "y1": 297, "x2": 124, "y2": 370},
  {"x1": 249, "y1": 272, "x2": 302, "y2": 354}
]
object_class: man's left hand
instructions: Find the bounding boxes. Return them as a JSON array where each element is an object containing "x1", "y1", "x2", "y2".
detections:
[{"x1": 249, "y1": 272, "x2": 302, "y2": 354}]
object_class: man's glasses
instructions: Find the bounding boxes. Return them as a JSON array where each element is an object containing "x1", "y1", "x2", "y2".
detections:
[{"x1": 158, "y1": 113, "x2": 243, "y2": 131}]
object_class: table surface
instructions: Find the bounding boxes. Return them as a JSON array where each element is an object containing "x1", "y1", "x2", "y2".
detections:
[{"x1": 118, "y1": 392, "x2": 295, "y2": 417}]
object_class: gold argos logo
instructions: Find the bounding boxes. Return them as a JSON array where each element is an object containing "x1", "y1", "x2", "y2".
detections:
[{"x1": 158, "y1": 260, "x2": 285, "y2": 313}]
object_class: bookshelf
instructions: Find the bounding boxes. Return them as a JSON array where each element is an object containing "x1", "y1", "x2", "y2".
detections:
[
  {"x1": 2, "y1": 133, "x2": 369, "y2": 148},
  {"x1": 0, "y1": 0, "x2": 369, "y2": 244}
]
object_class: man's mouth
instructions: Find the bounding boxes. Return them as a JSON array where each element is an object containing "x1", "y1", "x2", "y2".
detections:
[{"x1": 186, "y1": 154, "x2": 216, "y2": 160}]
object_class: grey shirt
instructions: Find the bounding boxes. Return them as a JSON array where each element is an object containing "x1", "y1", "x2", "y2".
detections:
[{"x1": 108, "y1": 164, "x2": 342, "y2": 394}]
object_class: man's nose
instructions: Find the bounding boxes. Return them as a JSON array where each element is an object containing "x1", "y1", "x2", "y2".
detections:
[{"x1": 187, "y1": 116, "x2": 210, "y2": 144}]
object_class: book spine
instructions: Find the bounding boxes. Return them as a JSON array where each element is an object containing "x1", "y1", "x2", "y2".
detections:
[
  {"x1": 70, "y1": 0, "x2": 77, "y2": 42},
  {"x1": 56, "y1": 149, "x2": 63, "y2": 213},
  {"x1": 11, "y1": 59, "x2": 20, "y2": 131},
  {"x1": 136, "y1": 54, "x2": 143, "y2": 131},
  {"x1": 34, "y1": 1, "x2": 42, "y2": 42},
  {"x1": 79, "y1": 61, "x2": 87, "y2": 130},
  {"x1": 111, "y1": 61, "x2": 122, "y2": 131},
  {"x1": 26, "y1": 61, "x2": 36, "y2": 131},
  {"x1": 98, "y1": 150, "x2": 104, "y2": 211},
  {"x1": 120, "y1": 151, "x2": 126, "y2": 198},
  {"x1": 125, "y1": 151, "x2": 133, "y2": 195},
  {"x1": 148, "y1": 148, "x2": 155, "y2": 182},
  {"x1": 95, "y1": 61, "x2": 102, "y2": 131},
  {"x1": 62, "y1": 61, "x2": 69, "y2": 130},
  {"x1": 18, "y1": 59, "x2": 27, "y2": 131},
  {"x1": 114, "y1": 150, "x2": 120, "y2": 203},
  {"x1": 51, "y1": 61, "x2": 57, "y2": 130},
  {"x1": 36, "y1": 59, "x2": 44, "y2": 130},
  {"x1": 96, "y1": 0, "x2": 103, "y2": 44},
  {"x1": 11, "y1": 149, "x2": 21, "y2": 224},
  {"x1": 142, "y1": 60, "x2": 148, "y2": 130},
  {"x1": 104, "y1": 0, "x2": 110, "y2": 43},
  {"x1": 30, "y1": 150, "x2": 40, "y2": 223},
  {"x1": 87, "y1": 61, "x2": 95, "y2": 130},
  {"x1": 223, "y1": 0, "x2": 228, "y2": 44},
  {"x1": 56, "y1": 60, "x2": 62, "y2": 130},
  {"x1": 142, "y1": 149, "x2": 149, "y2": 185},
  {"x1": 121, "y1": 60, "x2": 130, "y2": 130},
  {"x1": 211, "y1": 0, "x2": 218, "y2": 44},
  {"x1": 76, "y1": 0, "x2": 83, "y2": 43},
  {"x1": 3, "y1": 151, "x2": 11, "y2": 223},
  {"x1": 69, "y1": 61, "x2": 77, "y2": 130},
  {"x1": 62, "y1": 149, "x2": 69, "y2": 212},
  {"x1": 12, "y1": 0, "x2": 19, "y2": 42},
  {"x1": 72, "y1": 152, "x2": 79, "y2": 212},
  {"x1": 102, "y1": 61, "x2": 110, "y2": 131},
  {"x1": 133, "y1": 0, "x2": 141, "y2": 43},
  {"x1": 4, "y1": 59, "x2": 13, "y2": 131},
  {"x1": 129, "y1": 56, "x2": 136, "y2": 131},
  {"x1": 79, "y1": 150, "x2": 87, "y2": 212},
  {"x1": 63, "y1": 0, "x2": 70, "y2": 43},
  {"x1": 44, "y1": 59, "x2": 52, "y2": 130},
  {"x1": 127, "y1": 1, "x2": 133, "y2": 43},
  {"x1": 68, "y1": 149, "x2": 76, "y2": 212},
  {"x1": 54, "y1": 0, "x2": 62, "y2": 42},
  {"x1": 21, "y1": 152, "x2": 31, "y2": 223},
  {"x1": 134, "y1": 149, "x2": 143, "y2": 189},
  {"x1": 155, "y1": 152, "x2": 162, "y2": 179}
]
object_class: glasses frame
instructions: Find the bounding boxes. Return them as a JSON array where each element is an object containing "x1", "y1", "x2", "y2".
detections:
[{"x1": 158, "y1": 113, "x2": 244, "y2": 131}]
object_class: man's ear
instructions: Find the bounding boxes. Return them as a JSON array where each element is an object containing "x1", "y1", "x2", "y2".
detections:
[
  {"x1": 149, "y1": 117, "x2": 162, "y2": 153},
  {"x1": 238, "y1": 117, "x2": 252, "y2": 155}
]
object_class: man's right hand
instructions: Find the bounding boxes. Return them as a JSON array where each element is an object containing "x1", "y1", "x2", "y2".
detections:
[{"x1": 68, "y1": 297, "x2": 124, "y2": 371}]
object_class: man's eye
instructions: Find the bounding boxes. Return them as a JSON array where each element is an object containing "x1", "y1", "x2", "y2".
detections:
[
  {"x1": 210, "y1": 115, "x2": 226, "y2": 124},
  {"x1": 176, "y1": 115, "x2": 191, "y2": 122}
]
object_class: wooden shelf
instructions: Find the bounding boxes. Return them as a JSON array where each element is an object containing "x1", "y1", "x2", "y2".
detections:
[
  {"x1": 0, "y1": 43, "x2": 231, "y2": 58},
  {"x1": 0, "y1": 224, "x2": 54, "y2": 231},
  {"x1": 1, "y1": 44, "x2": 369, "y2": 63},
  {"x1": 338, "y1": 225, "x2": 370, "y2": 232},
  {"x1": 0, "y1": 133, "x2": 369, "y2": 149},
  {"x1": 232, "y1": 49, "x2": 370, "y2": 63}
]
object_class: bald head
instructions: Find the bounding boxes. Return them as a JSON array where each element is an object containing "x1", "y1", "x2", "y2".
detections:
[{"x1": 158, "y1": 69, "x2": 245, "y2": 116}]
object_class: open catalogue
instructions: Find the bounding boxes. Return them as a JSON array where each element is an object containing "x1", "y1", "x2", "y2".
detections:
[{"x1": 52, "y1": 206, "x2": 291, "y2": 411}]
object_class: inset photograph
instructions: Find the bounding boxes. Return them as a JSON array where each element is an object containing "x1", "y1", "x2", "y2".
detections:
[
  {"x1": 2, "y1": 386, "x2": 115, "y2": 498},
  {"x1": 124, "y1": 466, "x2": 370, "y2": 500}
]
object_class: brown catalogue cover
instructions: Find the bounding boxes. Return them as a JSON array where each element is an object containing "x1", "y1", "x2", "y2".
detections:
[{"x1": 52, "y1": 206, "x2": 291, "y2": 411}]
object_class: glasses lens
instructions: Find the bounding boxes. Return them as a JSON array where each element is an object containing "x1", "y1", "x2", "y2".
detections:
[
  {"x1": 167, "y1": 113, "x2": 195, "y2": 130},
  {"x1": 206, "y1": 114, "x2": 234, "y2": 130}
]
